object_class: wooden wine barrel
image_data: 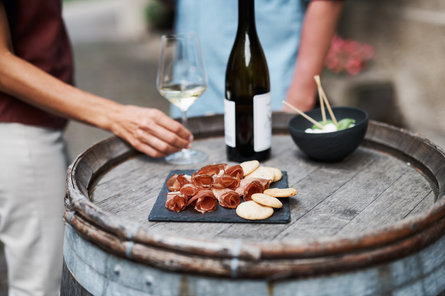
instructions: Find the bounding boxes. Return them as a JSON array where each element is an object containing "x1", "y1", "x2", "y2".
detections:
[{"x1": 61, "y1": 113, "x2": 445, "y2": 296}]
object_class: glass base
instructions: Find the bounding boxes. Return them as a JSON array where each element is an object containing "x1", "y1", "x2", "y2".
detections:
[{"x1": 165, "y1": 148, "x2": 208, "y2": 165}]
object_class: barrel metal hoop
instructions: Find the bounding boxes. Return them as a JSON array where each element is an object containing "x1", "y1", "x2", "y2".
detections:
[
  {"x1": 230, "y1": 239, "x2": 243, "y2": 278},
  {"x1": 126, "y1": 224, "x2": 140, "y2": 241},
  {"x1": 125, "y1": 241, "x2": 134, "y2": 259},
  {"x1": 66, "y1": 211, "x2": 76, "y2": 224}
]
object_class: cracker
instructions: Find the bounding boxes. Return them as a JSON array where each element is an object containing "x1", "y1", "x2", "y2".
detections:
[
  {"x1": 263, "y1": 167, "x2": 283, "y2": 182},
  {"x1": 236, "y1": 201, "x2": 274, "y2": 220},
  {"x1": 251, "y1": 193, "x2": 282, "y2": 209},
  {"x1": 263, "y1": 188, "x2": 298, "y2": 198},
  {"x1": 246, "y1": 166, "x2": 275, "y2": 181},
  {"x1": 240, "y1": 160, "x2": 260, "y2": 176}
]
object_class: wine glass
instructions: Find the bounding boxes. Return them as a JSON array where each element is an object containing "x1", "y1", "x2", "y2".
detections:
[{"x1": 157, "y1": 33, "x2": 208, "y2": 165}]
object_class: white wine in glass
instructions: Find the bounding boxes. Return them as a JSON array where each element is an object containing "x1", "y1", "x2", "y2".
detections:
[
  {"x1": 159, "y1": 84, "x2": 206, "y2": 112},
  {"x1": 157, "y1": 33, "x2": 208, "y2": 165}
]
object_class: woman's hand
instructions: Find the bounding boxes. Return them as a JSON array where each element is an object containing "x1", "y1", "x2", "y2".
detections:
[
  {"x1": 109, "y1": 105, "x2": 193, "y2": 158},
  {"x1": 283, "y1": 77, "x2": 317, "y2": 112}
]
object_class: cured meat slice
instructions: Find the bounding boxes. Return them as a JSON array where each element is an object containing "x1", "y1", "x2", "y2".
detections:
[
  {"x1": 165, "y1": 192, "x2": 187, "y2": 212},
  {"x1": 213, "y1": 174, "x2": 240, "y2": 190},
  {"x1": 166, "y1": 174, "x2": 180, "y2": 191},
  {"x1": 212, "y1": 188, "x2": 241, "y2": 209},
  {"x1": 166, "y1": 174, "x2": 191, "y2": 191},
  {"x1": 187, "y1": 189, "x2": 217, "y2": 213},
  {"x1": 191, "y1": 174, "x2": 213, "y2": 188},
  {"x1": 180, "y1": 183, "x2": 200, "y2": 199},
  {"x1": 225, "y1": 165, "x2": 243, "y2": 180},
  {"x1": 235, "y1": 178, "x2": 271, "y2": 201},
  {"x1": 242, "y1": 177, "x2": 271, "y2": 191},
  {"x1": 195, "y1": 164, "x2": 227, "y2": 176},
  {"x1": 240, "y1": 180, "x2": 263, "y2": 201},
  {"x1": 177, "y1": 174, "x2": 191, "y2": 186}
]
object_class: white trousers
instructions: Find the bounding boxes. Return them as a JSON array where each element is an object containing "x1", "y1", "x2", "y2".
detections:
[{"x1": 0, "y1": 123, "x2": 68, "y2": 296}]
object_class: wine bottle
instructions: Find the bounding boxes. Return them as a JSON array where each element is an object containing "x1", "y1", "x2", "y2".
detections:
[{"x1": 224, "y1": 0, "x2": 271, "y2": 162}]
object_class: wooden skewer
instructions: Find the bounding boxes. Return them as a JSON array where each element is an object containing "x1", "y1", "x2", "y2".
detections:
[
  {"x1": 314, "y1": 75, "x2": 326, "y2": 123},
  {"x1": 282, "y1": 101, "x2": 324, "y2": 129},
  {"x1": 314, "y1": 75, "x2": 338, "y2": 126}
]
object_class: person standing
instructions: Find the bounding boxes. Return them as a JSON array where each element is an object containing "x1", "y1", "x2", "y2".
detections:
[
  {"x1": 171, "y1": 0, "x2": 344, "y2": 118},
  {"x1": 0, "y1": 0, "x2": 192, "y2": 295}
]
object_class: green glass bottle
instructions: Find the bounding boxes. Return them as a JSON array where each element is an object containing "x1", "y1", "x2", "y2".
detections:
[{"x1": 225, "y1": 0, "x2": 271, "y2": 162}]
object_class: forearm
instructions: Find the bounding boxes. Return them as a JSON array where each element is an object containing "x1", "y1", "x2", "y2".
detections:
[
  {"x1": 0, "y1": 0, "x2": 192, "y2": 158},
  {"x1": 0, "y1": 51, "x2": 118, "y2": 131},
  {"x1": 285, "y1": 0, "x2": 344, "y2": 111},
  {"x1": 295, "y1": 1, "x2": 344, "y2": 81},
  {"x1": 0, "y1": 49, "x2": 193, "y2": 156}
]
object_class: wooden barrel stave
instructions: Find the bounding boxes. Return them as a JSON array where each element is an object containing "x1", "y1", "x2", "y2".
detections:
[
  {"x1": 62, "y1": 223, "x2": 445, "y2": 295},
  {"x1": 63, "y1": 202, "x2": 445, "y2": 279}
]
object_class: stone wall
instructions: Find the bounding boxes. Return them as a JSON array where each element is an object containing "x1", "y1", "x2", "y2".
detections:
[{"x1": 324, "y1": 0, "x2": 445, "y2": 147}]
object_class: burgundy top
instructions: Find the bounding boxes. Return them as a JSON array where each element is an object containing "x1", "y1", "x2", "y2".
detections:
[{"x1": 0, "y1": 0, "x2": 74, "y2": 129}]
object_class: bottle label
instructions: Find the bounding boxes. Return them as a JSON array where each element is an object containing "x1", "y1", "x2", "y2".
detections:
[
  {"x1": 224, "y1": 99, "x2": 236, "y2": 147},
  {"x1": 254, "y1": 92, "x2": 271, "y2": 152}
]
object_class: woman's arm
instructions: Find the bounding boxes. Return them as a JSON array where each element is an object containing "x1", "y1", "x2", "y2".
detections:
[
  {"x1": 283, "y1": 0, "x2": 344, "y2": 112},
  {"x1": 0, "y1": 1, "x2": 192, "y2": 157}
]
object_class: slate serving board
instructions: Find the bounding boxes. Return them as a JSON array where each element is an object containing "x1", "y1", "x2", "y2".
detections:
[{"x1": 148, "y1": 169, "x2": 290, "y2": 223}]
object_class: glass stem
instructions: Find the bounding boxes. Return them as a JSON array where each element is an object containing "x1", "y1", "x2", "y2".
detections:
[
  {"x1": 182, "y1": 110, "x2": 188, "y2": 128},
  {"x1": 181, "y1": 110, "x2": 191, "y2": 157}
]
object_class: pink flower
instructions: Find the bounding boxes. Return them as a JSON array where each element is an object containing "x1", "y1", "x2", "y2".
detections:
[
  {"x1": 324, "y1": 35, "x2": 375, "y2": 76},
  {"x1": 346, "y1": 58, "x2": 363, "y2": 75},
  {"x1": 343, "y1": 40, "x2": 361, "y2": 54},
  {"x1": 361, "y1": 44, "x2": 375, "y2": 60}
]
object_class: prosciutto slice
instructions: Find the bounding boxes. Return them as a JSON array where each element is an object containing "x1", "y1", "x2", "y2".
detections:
[
  {"x1": 212, "y1": 188, "x2": 241, "y2": 209},
  {"x1": 191, "y1": 174, "x2": 213, "y2": 188},
  {"x1": 196, "y1": 164, "x2": 227, "y2": 176},
  {"x1": 187, "y1": 189, "x2": 217, "y2": 213},
  {"x1": 236, "y1": 177, "x2": 271, "y2": 201},
  {"x1": 180, "y1": 183, "x2": 200, "y2": 199},
  {"x1": 242, "y1": 177, "x2": 271, "y2": 190},
  {"x1": 212, "y1": 174, "x2": 240, "y2": 190},
  {"x1": 166, "y1": 174, "x2": 191, "y2": 191},
  {"x1": 165, "y1": 192, "x2": 188, "y2": 212},
  {"x1": 166, "y1": 174, "x2": 180, "y2": 191},
  {"x1": 225, "y1": 165, "x2": 243, "y2": 180}
]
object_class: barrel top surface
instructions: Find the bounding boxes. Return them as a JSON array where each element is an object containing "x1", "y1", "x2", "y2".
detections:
[
  {"x1": 64, "y1": 114, "x2": 445, "y2": 279},
  {"x1": 86, "y1": 125, "x2": 440, "y2": 243}
]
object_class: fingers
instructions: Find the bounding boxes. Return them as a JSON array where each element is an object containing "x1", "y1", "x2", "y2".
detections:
[
  {"x1": 148, "y1": 109, "x2": 193, "y2": 142},
  {"x1": 138, "y1": 109, "x2": 193, "y2": 150},
  {"x1": 283, "y1": 96, "x2": 315, "y2": 113},
  {"x1": 111, "y1": 106, "x2": 194, "y2": 158},
  {"x1": 131, "y1": 133, "x2": 181, "y2": 158},
  {"x1": 133, "y1": 128, "x2": 184, "y2": 157},
  {"x1": 282, "y1": 104, "x2": 295, "y2": 113}
]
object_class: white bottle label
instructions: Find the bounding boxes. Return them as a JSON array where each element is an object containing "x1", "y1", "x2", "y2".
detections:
[
  {"x1": 254, "y1": 92, "x2": 271, "y2": 152},
  {"x1": 224, "y1": 99, "x2": 236, "y2": 147}
]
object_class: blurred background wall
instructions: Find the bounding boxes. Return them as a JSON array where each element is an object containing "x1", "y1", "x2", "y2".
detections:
[{"x1": 325, "y1": 0, "x2": 445, "y2": 149}]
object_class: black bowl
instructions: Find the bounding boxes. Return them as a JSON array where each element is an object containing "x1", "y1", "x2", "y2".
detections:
[{"x1": 288, "y1": 106, "x2": 368, "y2": 162}]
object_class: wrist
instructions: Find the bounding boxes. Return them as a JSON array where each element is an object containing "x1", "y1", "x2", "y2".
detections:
[
  {"x1": 101, "y1": 101, "x2": 125, "y2": 133},
  {"x1": 78, "y1": 93, "x2": 123, "y2": 133}
]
